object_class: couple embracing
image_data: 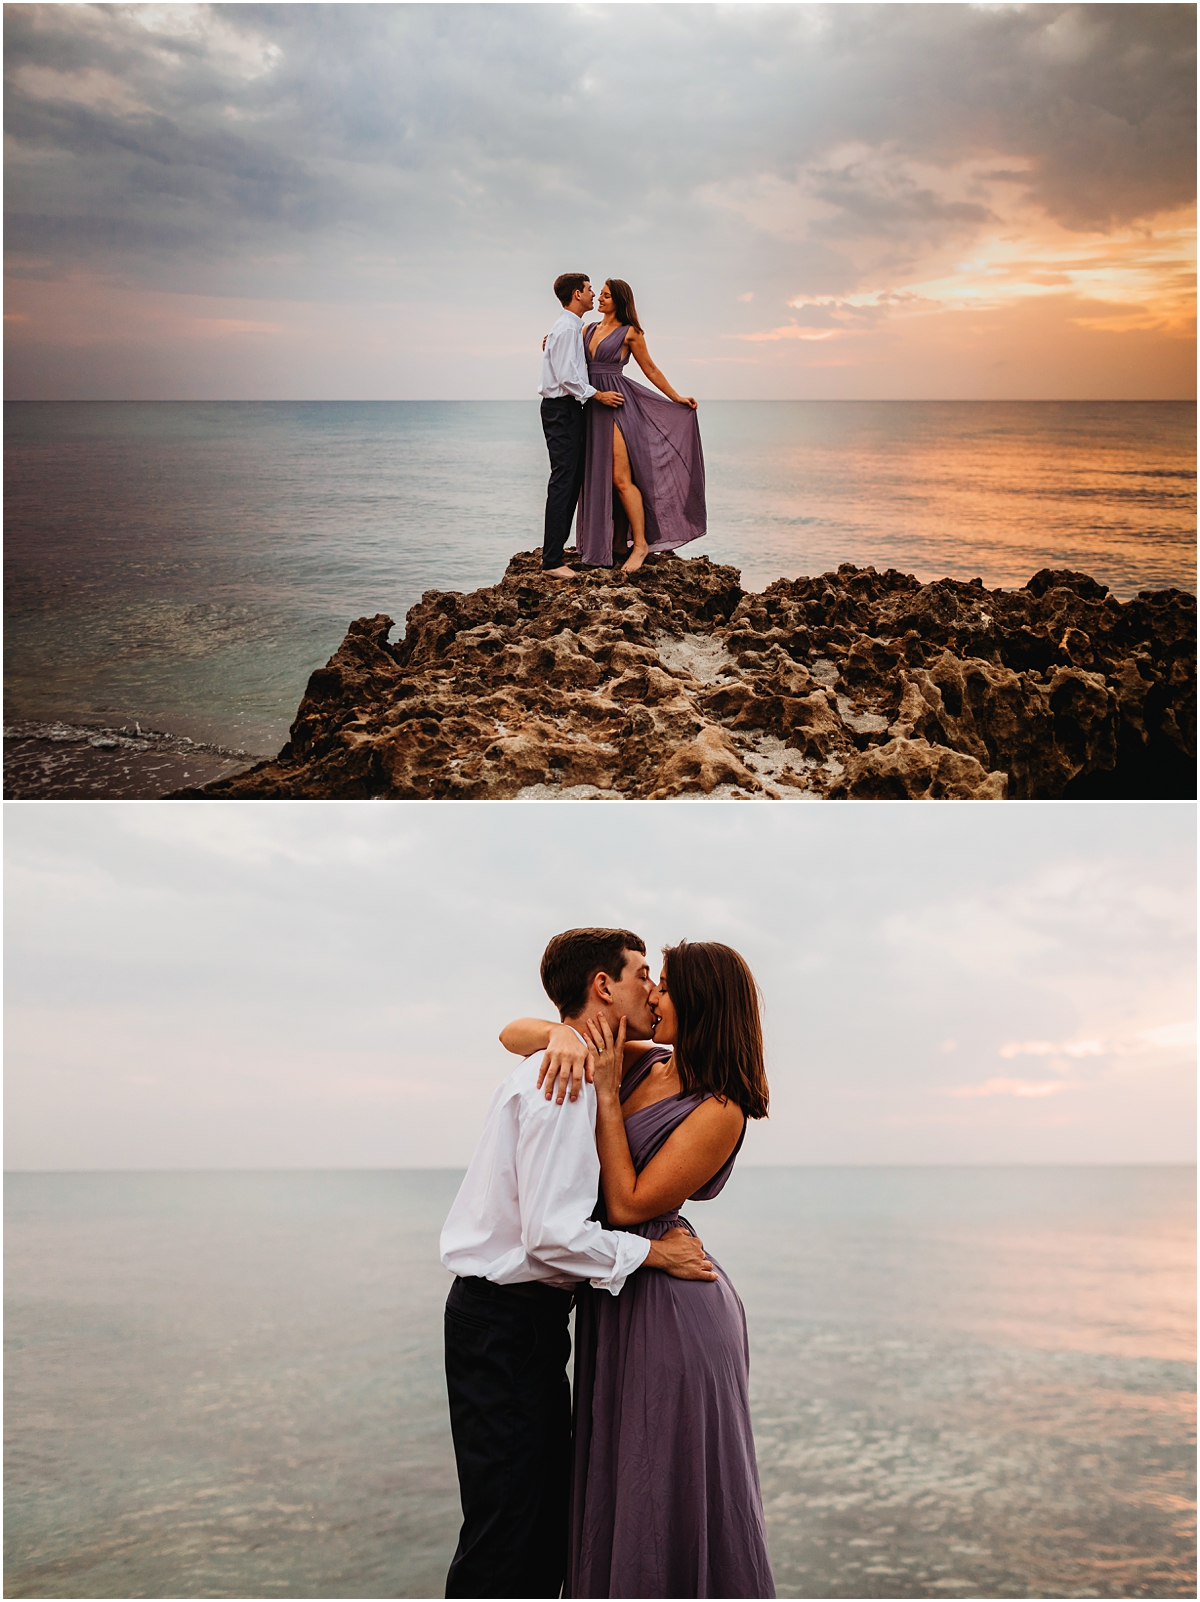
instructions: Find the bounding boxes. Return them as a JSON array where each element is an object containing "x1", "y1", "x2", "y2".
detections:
[
  {"x1": 440, "y1": 928, "x2": 775, "y2": 1599},
  {"x1": 538, "y1": 275, "x2": 707, "y2": 577}
]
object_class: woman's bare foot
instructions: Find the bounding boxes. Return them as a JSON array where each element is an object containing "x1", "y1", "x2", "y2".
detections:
[{"x1": 621, "y1": 545, "x2": 649, "y2": 575}]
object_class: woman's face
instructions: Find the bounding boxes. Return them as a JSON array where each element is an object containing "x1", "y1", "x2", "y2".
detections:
[
  {"x1": 598, "y1": 283, "x2": 614, "y2": 315},
  {"x1": 650, "y1": 965, "x2": 678, "y2": 1046}
]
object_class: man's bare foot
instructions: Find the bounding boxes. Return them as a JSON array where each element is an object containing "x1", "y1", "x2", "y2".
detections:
[
  {"x1": 621, "y1": 547, "x2": 648, "y2": 574},
  {"x1": 543, "y1": 566, "x2": 579, "y2": 580}
]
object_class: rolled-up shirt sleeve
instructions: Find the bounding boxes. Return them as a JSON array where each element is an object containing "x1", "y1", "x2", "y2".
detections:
[{"x1": 516, "y1": 1087, "x2": 650, "y2": 1294}]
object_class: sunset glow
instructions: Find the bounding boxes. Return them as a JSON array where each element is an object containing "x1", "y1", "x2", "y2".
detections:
[{"x1": 739, "y1": 210, "x2": 1197, "y2": 341}]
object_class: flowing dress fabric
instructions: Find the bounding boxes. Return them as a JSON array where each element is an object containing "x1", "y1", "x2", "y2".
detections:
[
  {"x1": 567, "y1": 1048, "x2": 776, "y2": 1599},
  {"x1": 577, "y1": 325, "x2": 707, "y2": 567}
]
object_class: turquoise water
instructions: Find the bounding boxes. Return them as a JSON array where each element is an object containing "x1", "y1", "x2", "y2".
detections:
[
  {"x1": 5, "y1": 1167, "x2": 1194, "y2": 1599},
  {"x1": 4, "y1": 400, "x2": 1194, "y2": 753}
]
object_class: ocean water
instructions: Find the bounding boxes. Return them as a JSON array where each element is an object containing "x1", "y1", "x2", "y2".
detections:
[
  {"x1": 4, "y1": 400, "x2": 1195, "y2": 756},
  {"x1": 5, "y1": 1167, "x2": 1194, "y2": 1600}
]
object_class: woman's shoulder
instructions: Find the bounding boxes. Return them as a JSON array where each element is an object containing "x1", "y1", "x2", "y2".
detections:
[
  {"x1": 667, "y1": 1094, "x2": 745, "y2": 1176},
  {"x1": 682, "y1": 1091, "x2": 745, "y2": 1134}
]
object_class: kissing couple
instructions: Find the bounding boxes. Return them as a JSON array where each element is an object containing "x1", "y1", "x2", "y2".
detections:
[
  {"x1": 440, "y1": 928, "x2": 775, "y2": 1599},
  {"x1": 538, "y1": 274, "x2": 707, "y2": 578}
]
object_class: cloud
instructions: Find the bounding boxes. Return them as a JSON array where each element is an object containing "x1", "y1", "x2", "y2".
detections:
[
  {"x1": 943, "y1": 1078, "x2": 1083, "y2": 1099},
  {"x1": 806, "y1": 158, "x2": 998, "y2": 246},
  {"x1": 6, "y1": 6, "x2": 1194, "y2": 273},
  {"x1": 4, "y1": 802, "x2": 1195, "y2": 1168},
  {"x1": 737, "y1": 326, "x2": 840, "y2": 344},
  {"x1": 999, "y1": 1038, "x2": 1107, "y2": 1061},
  {"x1": 998, "y1": 1021, "x2": 1197, "y2": 1060},
  {"x1": 3, "y1": 4, "x2": 1193, "y2": 397},
  {"x1": 940, "y1": 1017, "x2": 1195, "y2": 1108}
]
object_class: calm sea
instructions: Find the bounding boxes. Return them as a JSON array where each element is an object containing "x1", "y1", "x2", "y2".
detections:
[
  {"x1": 5, "y1": 1167, "x2": 1194, "y2": 1600},
  {"x1": 4, "y1": 401, "x2": 1195, "y2": 755}
]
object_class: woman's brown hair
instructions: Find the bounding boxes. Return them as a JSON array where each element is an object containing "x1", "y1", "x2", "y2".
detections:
[
  {"x1": 662, "y1": 941, "x2": 769, "y2": 1119},
  {"x1": 605, "y1": 279, "x2": 644, "y2": 334}
]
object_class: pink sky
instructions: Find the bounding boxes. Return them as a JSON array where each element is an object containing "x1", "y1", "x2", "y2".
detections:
[{"x1": 4, "y1": 803, "x2": 1194, "y2": 1170}]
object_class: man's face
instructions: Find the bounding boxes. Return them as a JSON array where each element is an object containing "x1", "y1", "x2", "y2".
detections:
[
  {"x1": 606, "y1": 949, "x2": 657, "y2": 1037},
  {"x1": 576, "y1": 281, "x2": 595, "y2": 312}
]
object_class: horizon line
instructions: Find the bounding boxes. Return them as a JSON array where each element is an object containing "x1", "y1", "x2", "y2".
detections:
[
  {"x1": 4, "y1": 396, "x2": 1196, "y2": 406},
  {"x1": 6, "y1": 1160, "x2": 1195, "y2": 1175}
]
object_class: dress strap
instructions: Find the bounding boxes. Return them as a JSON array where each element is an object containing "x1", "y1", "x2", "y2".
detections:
[{"x1": 619, "y1": 1044, "x2": 672, "y2": 1104}]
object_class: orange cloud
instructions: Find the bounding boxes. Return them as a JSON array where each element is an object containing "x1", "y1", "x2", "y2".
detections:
[{"x1": 721, "y1": 168, "x2": 1194, "y2": 391}]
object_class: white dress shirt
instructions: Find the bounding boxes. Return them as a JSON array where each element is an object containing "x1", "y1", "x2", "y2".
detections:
[
  {"x1": 538, "y1": 309, "x2": 597, "y2": 404},
  {"x1": 440, "y1": 1049, "x2": 650, "y2": 1294}
]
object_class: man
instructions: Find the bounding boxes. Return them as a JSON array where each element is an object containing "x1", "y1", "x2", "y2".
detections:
[
  {"x1": 440, "y1": 928, "x2": 715, "y2": 1599},
  {"x1": 537, "y1": 274, "x2": 624, "y2": 579}
]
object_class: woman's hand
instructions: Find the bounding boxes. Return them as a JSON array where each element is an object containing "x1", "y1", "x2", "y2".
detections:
[
  {"x1": 536, "y1": 1024, "x2": 595, "y2": 1103},
  {"x1": 584, "y1": 1014, "x2": 628, "y2": 1103},
  {"x1": 678, "y1": 396, "x2": 698, "y2": 409}
]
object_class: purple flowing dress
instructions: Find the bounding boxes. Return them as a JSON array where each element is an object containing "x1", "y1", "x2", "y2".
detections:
[
  {"x1": 567, "y1": 1047, "x2": 776, "y2": 1599},
  {"x1": 577, "y1": 324, "x2": 707, "y2": 567}
]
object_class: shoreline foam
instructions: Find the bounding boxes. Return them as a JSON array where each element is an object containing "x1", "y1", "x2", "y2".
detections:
[{"x1": 4, "y1": 721, "x2": 263, "y2": 801}]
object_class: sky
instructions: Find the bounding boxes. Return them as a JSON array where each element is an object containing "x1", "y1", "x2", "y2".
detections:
[
  {"x1": 4, "y1": 801, "x2": 1194, "y2": 1171},
  {"x1": 4, "y1": 2, "x2": 1195, "y2": 401}
]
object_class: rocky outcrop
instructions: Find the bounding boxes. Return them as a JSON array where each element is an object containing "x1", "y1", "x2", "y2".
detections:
[{"x1": 182, "y1": 551, "x2": 1196, "y2": 801}]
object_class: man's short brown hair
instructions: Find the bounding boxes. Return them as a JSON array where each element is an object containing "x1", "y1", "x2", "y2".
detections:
[
  {"x1": 540, "y1": 928, "x2": 645, "y2": 1021},
  {"x1": 553, "y1": 273, "x2": 589, "y2": 307}
]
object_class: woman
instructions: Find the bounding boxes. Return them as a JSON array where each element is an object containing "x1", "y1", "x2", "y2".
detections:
[
  {"x1": 500, "y1": 942, "x2": 775, "y2": 1599},
  {"x1": 579, "y1": 280, "x2": 707, "y2": 574}
]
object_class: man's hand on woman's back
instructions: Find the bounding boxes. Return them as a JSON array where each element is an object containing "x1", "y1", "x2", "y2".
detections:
[{"x1": 645, "y1": 1228, "x2": 717, "y2": 1281}]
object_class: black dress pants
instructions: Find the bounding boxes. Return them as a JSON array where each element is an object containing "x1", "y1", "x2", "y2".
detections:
[
  {"x1": 540, "y1": 395, "x2": 586, "y2": 570},
  {"x1": 444, "y1": 1275, "x2": 573, "y2": 1599}
]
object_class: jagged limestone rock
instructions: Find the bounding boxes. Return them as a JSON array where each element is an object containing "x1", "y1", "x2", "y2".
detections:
[{"x1": 179, "y1": 551, "x2": 1196, "y2": 801}]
